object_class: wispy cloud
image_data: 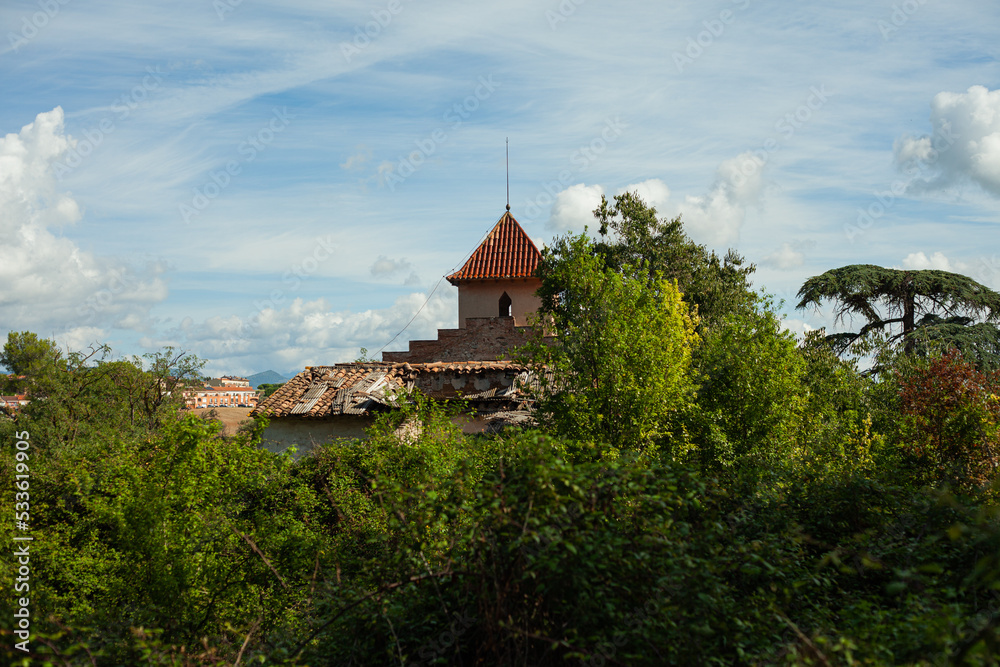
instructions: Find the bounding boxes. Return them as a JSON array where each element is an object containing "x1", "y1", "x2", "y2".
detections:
[{"x1": 2, "y1": 0, "x2": 998, "y2": 366}]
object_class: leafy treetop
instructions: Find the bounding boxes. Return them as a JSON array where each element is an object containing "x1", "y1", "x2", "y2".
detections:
[
  {"x1": 538, "y1": 191, "x2": 756, "y2": 332},
  {"x1": 796, "y1": 264, "x2": 1000, "y2": 362}
]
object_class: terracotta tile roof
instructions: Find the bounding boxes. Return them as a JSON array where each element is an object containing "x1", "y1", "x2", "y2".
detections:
[
  {"x1": 251, "y1": 361, "x2": 538, "y2": 420},
  {"x1": 447, "y1": 211, "x2": 542, "y2": 284},
  {"x1": 0, "y1": 395, "x2": 28, "y2": 412}
]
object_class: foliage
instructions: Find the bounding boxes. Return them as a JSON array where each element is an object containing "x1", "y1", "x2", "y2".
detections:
[
  {"x1": 0, "y1": 331, "x2": 65, "y2": 395},
  {"x1": 270, "y1": 394, "x2": 510, "y2": 664},
  {"x1": 287, "y1": 434, "x2": 747, "y2": 665},
  {"x1": 1, "y1": 407, "x2": 318, "y2": 663},
  {"x1": 894, "y1": 349, "x2": 1000, "y2": 493},
  {"x1": 0, "y1": 332, "x2": 204, "y2": 449},
  {"x1": 292, "y1": 391, "x2": 486, "y2": 579},
  {"x1": 794, "y1": 330, "x2": 883, "y2": 476},
  {"x1": 0, "y1": 331, "x2": 62, "y2": 384},
  {"x1": 589, "y1": 191, "x2": 757, "y2": 331},
  {"x1": 525, "y1": 232, "x2": 698, "y2": 457},
  {"x1": 3, "y1": 259, "x2": 1000, "y2": 667},
  {"x1": 688, "y1": 294, "x2": 806, "y2": 474},
  {"x1": 256, "y1": 382, "x2": 285, "y2": 398},
  {"x1": 284, "y1": 430, "x2": 1000, "y2": 666},
  {"x1": 909, "y1": 314, "x2": 1000, "y2": 370},
  {"x1": 796, "y1": 264, "x2": 1000, "y2": 365},
  {"x1": 95, "y1": 347, "x2": 205, "y2": 429}
]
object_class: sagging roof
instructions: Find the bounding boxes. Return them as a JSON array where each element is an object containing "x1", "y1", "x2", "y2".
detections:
[
  {"x1": 446, "y1": 211, "x2": 542, "y2": 284},
  {"x1": 251, "y1": 360, "x2": 540, "y2": 419}
]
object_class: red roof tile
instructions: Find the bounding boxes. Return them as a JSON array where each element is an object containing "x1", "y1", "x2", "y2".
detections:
[{"x1": 446, "y1": 211, "x2": 541, "y2": 284}]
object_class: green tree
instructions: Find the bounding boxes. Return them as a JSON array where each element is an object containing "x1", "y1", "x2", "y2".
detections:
[
  {"x1": 796, "y1": 264, "x2": 1000, "y2": 365},
  {"x1": 97, "y1": 348, "x2": 204, "y2": 428},
  {"x1": 0, "y1": 331, "x2": 67, "y2": 398},
  {"x1": 793, "y1": 329, "x2": 881, "y2": 475},
  {"x1": 526, "y1": 233, "x2": 698, "y2": 457},
  {"x1": 689, "y1": 294, "x2": 805, "y2": 473},
  {"x1": 589, "y1": 191, "x2": 756, "y2": 330},
  {"x1": 0, "y1": 331, "x2": 204, "y2": 447},
  {"x1": 257, "y1": 382, "x2": 285, "y2": 398}
]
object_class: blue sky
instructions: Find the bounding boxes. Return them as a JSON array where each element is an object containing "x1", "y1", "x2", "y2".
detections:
[{"x1": 1, "y1": 0, "x2": 999, "y2": 377}]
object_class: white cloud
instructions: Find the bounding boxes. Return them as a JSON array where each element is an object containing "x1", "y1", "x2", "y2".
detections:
[
  {"x1": 617, "y1": 179, "x2": 670, "y2": 212},
  {"x1": 149, "y1": 289, "x2": 458, "y2": 376},
  {"x1": 899, "y1": 251, "x2": 967, "y2": 272},
  {"x1": 375, "y1": 160, "x2": 396, "y2": 189},
  {"x1": 894, "y1": 85, "x2": 1000, "y2": 196},
  {"x1": 547, "y1": 158, "x2": 762, "y2": 247},
  {"x1": 53, "y1": 326, "x2": 110, "y2": 354},
  {"x1": 370, "y1": 256, "x2": 422, "y2": 286},
  {"x1": 781, "y1": 318, "x2": 815, "y2": 339},
  {"x1": 678, "y1": 151, "x2": 763, "y2": 247},
  {"x1": 371, "y1": 255, "x2": 414, "y2": 278},
  {"x1": 547, "y1": 183, "x2": 604, "y2": 232},
  {"x1": 0, "y1": 108, "x2": 166, "y2": 335},
  {"x1": 901, "y1": 251, "x2": 949, "y2": 270},
  {"x1": 763, "y1": 242, "x2": 806, "y2": 270}
]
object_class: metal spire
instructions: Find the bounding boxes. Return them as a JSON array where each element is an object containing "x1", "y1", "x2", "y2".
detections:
[{"x1": 506, "y1": 137, "x2": 510, "y2": 212}]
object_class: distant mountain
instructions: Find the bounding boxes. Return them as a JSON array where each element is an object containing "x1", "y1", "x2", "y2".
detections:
[{"x1": 247, "y1": 370, "x2": 288, "y2": 388}]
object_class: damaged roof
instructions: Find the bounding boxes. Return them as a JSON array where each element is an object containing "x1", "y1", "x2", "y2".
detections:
[{"x1": 251, "y1": 360, "x2": 539, "y2": 420}]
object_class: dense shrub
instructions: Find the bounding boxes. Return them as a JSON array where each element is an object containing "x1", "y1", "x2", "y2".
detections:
[
  {"x1": 896, "y1": 349, "x2": 1000, "y2": 493},
  {"x1": 2, "y1": 304, "x2": 999, "y2": 665}
]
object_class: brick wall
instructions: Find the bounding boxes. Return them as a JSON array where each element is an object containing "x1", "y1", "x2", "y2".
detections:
[{"x1": 382, "y1": 317, "x2": 544, "y2": 363}]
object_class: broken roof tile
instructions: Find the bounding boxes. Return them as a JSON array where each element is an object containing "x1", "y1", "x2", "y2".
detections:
[{"x1": 250, "y1": 360, "x2": 538, "y2": 420}]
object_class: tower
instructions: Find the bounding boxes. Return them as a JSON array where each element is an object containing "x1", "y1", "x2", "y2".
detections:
[{"x1": 446, "y1": 211, "x2": 542, "y2": 328}]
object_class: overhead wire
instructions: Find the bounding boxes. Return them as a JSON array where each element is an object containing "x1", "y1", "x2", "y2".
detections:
[{"x1": 373, "y1": 224, "x2": 497, "y2": 358}]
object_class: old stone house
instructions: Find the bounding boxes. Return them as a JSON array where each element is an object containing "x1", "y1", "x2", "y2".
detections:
[{"x1": 253, "y1": 210, "x2": 548, "y2": 457}]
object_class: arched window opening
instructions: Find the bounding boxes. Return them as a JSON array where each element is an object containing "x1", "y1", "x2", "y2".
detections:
[{"x1": 499, "y1": 292, "x2": 512, "y2": 318}]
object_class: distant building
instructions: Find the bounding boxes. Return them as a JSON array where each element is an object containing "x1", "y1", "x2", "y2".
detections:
[
  {"x1": 253, "y1": 209, "x2": 551, "y2": 457},
  {"x1": 0, "y1": 394, "x2": 29, "y2": 413},
  {"x1": 184, "y1": 385, "x2": 260, "y2": 409},
  {"x1": 219, "y1": 376, "x2": 251, "y2": 387}
]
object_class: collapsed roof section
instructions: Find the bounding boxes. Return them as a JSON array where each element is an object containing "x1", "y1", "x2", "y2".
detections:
[{"x1": 252, "y1": 360, "x2": 541, "y2": 420}]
